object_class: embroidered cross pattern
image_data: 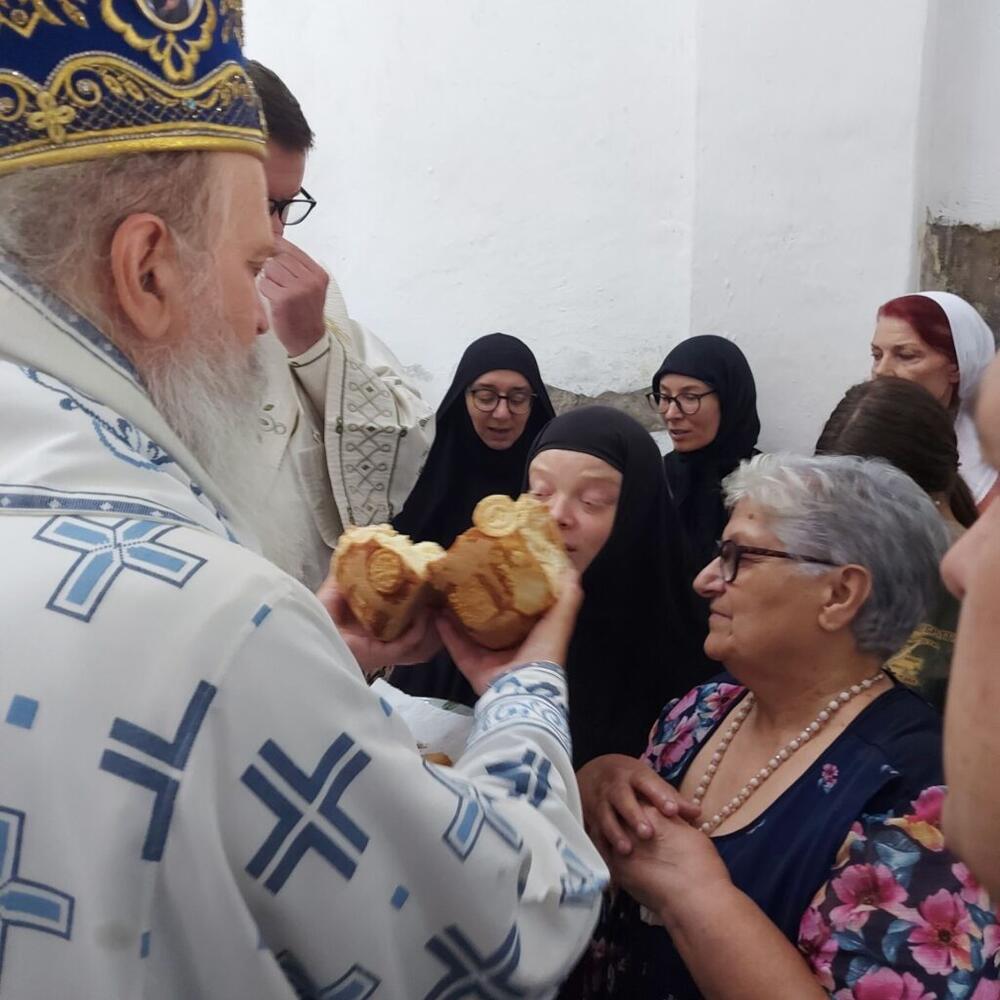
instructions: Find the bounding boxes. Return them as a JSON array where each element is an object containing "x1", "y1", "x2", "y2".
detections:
[
  {"x1": 242, "y1": 734, "x2": 371, "y2": 894},
  {"x1": 424, "y1": 924, "x2": 526, "y2": 999},
  {"x1": 468, "y1": 665, "x2": 571, "y2": 756},
  {"x1": 99, "y1": 680, "x2": 217, "y2": 862},
  {"x1": 34, "y1": 515, "x2": 205, "y2": 622},
  {"x1": 339, "y1": 358, "x2": 401, "y2": 524},
  {"x1": 485, "y1": 751, "x2": 552, "y2": 808},
  {"x1": 424, "y1": 763, "x2": 522, "y2": 862},
  {"x1": 0, "y1": 807, "x2": 74, "y2": 990}
]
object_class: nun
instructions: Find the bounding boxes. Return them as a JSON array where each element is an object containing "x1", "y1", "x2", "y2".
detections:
[
  {"x1": 390, "y1": 333, "x2": 555, "y2": 704},
  {"x1": 649, "y1": 335, "x2": 761, "y2": 575},
  {"x1": 526, "y1": 406, "x2": 710, "y2": 768}
]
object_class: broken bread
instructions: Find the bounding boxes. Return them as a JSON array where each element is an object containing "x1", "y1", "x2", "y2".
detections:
[
  {"x1": 428, "y1": 494, "x2": 571, "y2": 650},
  {"x1": 332, "y1": 525, "x2": 445, "y2": 641}
]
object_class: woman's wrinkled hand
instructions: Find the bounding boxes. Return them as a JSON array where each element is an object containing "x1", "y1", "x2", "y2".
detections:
[
  {"x1": 608, "y1": 807, "x2": 732, "y2": 920},
  {"x1": 578, "y1": 754, "x2": 701, "y2": 858}
]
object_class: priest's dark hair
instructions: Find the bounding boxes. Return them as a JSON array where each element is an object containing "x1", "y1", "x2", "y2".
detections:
[{"x1": 245, "y1": 60, "x2": 315, "y2": 153}]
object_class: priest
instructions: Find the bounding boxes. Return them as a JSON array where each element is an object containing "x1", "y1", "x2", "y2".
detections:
[{"x1": 0, "y1": 6, "x2": 605, "y2": 998}]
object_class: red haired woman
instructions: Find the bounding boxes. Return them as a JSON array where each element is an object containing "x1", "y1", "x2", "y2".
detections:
[{"x1": 871, "y1": 292, "x2": 998, "y2": 509}]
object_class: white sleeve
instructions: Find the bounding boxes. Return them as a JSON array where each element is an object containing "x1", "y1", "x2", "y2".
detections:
[
  {"x1": 286, "y1": 300, "x2": 435, "y2": 526},
  {"x1": 288, "y1": 311, "x2": 433, "y2": 450},
  {"x1": 206, "y1": 584, "x2": 606, "y2": 997}
]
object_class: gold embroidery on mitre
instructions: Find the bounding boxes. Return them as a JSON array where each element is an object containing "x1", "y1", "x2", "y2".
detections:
[
  {"x1": 26, "y1": 89, "x2": 76, "y2": 142},
  {"x1": 0, "y1": 53, "x2": 264, "y2": 174},
  {"x1": 0, "y1": 0, "x2": 88, "y2": 37},
  {"x1": 218, "y1": 0, "x2": 242, "y2": 46},
  {"x1": 100, "y1": 0, "x2": 217, "y2": 84}
]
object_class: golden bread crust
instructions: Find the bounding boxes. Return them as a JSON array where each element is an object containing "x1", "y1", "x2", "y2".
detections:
[
  {"x1": 332, "y1": 526, "x2": 445, "y2": 641},
  {"x1": 427, "y1": 495, "x2": 571, "y2": 650}
]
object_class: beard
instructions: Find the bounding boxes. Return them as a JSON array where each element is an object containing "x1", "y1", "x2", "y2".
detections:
[{"x1": 138, "y1": 281, "x2": 312, "y2": 581}]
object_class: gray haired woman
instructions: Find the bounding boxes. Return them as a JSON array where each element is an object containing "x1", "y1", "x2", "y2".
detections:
[{"x1": 572, "y1": 454, "x2": 1000, "y2": 1000}]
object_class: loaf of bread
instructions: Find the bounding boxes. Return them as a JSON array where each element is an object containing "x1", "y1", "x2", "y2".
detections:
[
  {"x1": 332, "y1": 525, "x2": 446, "y2": 642},
  {"x1": 428, "y1": 494, "x2": 571, "y2": 650}
]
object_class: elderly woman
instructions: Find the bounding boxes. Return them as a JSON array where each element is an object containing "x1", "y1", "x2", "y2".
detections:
[{"x1": 576, "y1": 454, "x2": 999, "y2": 999}]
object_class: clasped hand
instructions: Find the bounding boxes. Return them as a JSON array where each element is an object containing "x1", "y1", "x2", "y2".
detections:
[{"x1": 578, "y1": 755, "x2": 732, "y2": 921}]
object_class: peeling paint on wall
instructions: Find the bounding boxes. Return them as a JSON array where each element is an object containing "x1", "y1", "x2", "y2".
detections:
[{"x1": 920, "y1": 219, "x2": 1000, "y2": 342}]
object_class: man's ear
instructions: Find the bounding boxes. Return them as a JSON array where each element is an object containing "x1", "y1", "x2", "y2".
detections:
[
  {"x1": 817, "y1": 564, "x2": 872, "y2": 634},
  {"x1": 109, "y1": 213, "x2": 183, "y2": 345}
]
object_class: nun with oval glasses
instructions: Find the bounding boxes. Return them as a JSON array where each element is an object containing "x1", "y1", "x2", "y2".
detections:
[{"x1": 390, "y1": 333, "x2": 555, "y2": 704}]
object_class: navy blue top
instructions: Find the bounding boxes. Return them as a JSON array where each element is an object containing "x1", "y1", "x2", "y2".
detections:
[{"x1": 580, "y1": 676, "x2": 947, "y2": 1000}]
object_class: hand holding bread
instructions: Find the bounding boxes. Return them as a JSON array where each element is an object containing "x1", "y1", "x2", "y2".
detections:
[
  {"x1": 428, "y1": 494, "x2": 572, "y2": 650},
  {"x1": 329, "y1": 495, "x2": 575, "y2": 682},
  {"x1": 438, "y1": 566, "x2": 582, "y2": 696},
  {"x1": 317, "y1": 528, "x2": 445, "y2": 674}
]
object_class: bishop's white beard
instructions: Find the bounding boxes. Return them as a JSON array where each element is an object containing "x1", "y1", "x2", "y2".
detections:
[{"x1": 139, "y1": 285, "x2": 312, "y2": 581}]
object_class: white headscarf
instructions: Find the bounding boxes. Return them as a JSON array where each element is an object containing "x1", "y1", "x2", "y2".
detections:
[{"x1": 918, "y1": 291, "x2": 998, "y2": 503}]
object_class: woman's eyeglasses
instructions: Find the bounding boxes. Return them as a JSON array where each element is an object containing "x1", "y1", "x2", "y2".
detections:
[
  {"x1": 467, "y1": 387, "x2": 536, "y2": 414},
  {"x1": 268, "y1": 187, "x2": 317, "y2": 227},
  {"x1": 715, "y1": 539, "x2": 838, "y2": 583},
  {"x1": 645, "y1": 388, "x2": 716, "y2": 415}
]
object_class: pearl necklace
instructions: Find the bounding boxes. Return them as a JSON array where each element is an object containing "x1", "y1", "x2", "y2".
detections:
[{"x1": 692, "y1": 670, "x2": 888, "y2": 834}]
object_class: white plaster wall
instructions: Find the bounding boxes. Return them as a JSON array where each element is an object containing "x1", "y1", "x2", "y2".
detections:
[
  {"x1": 243, "y1": 1, "x2": 976, "y2": 453},
  {"x1": 244, "y1": 0, "x2": 697, "y2": 405},
  {"x1": 922, "y1": 0, "x2": 1000, "y2": 227},
  {"x1": 688, "y1": 0, "x2": 930, "y2": 452}
]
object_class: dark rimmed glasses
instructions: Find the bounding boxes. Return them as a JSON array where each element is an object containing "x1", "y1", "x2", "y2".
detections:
[
  {"x1": 467, "y1": 387, "x2": 536, "y2": 414},
  {"x1": 715, "y1": 539, "x2": 839, "y2": 583},
  {"x1": 268, "y1": 186, "x2": 317, "y2": 227},
  {"x1": 645, "y1": 388, "x2": 716, "y2": 415}
]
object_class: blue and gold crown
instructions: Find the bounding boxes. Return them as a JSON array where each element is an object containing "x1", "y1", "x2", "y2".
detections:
[{"x1": 0, "y1": 0, "x2": 266, "y2": 176}]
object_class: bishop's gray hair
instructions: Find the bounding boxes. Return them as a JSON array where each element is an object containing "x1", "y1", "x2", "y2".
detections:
[
  {"x1": 0, "y1": 151, "x2": 222, "y2": 331},
  {"x1": 723, "y1": 452, "x2": 949, "y2": 659}
]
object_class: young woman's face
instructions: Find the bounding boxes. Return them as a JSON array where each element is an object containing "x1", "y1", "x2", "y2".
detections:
[
  {"x1": 657, "y1": 373, "x2": 722, "y2": 452},
  {"x1": 528, "y1": 449, "x2": 622, "y2": 572},
  {"x1": 870, "y1": 316, "x2": 959, "y2": 408},
  {"x1": 465, "y1": 369, "x2": 534, "y2": 450}
]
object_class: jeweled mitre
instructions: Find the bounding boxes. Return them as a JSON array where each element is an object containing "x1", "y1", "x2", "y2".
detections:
[{"x1": 0, "y1": 0, "x2": 265, "y2": 175}]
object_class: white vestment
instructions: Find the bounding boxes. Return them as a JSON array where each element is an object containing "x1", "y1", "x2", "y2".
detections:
[
  {"x1": 0, "y1": 259, "x2": 605, "y2": 1000},
  {"x1": 257, "y1": 277, "x2": 434, "y2": 589}
]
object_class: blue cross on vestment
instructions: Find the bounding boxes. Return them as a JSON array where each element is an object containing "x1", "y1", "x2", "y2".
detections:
[
  {"x1": 34, "y1": 516, "x2": 206, "y2": 622},
  {"x1": 99, "y1": 681, "x2": 217, "y2": 862},
  {"x1": 242, "y1": 733, "x2": 371, "y2": 894},
  {"x1": 424, "y1": 924, "x2": 526, "y2": 999},
  {"x1": 557, "y1": 840, "x2": 606, "y2": 907},
  {"x1": 320, "y1": 964, "x2": 381, "y2": 999},
  {"x1": 0, "y1": 807, "x2": 74, "y2": 990},
  {"x1": 424, "y1": 763, "x2": 522, "y2": 862},
  {"x1": 485, "y1": 751, "x2": 552, "y2": 808},
  {"x1": 278, "y1": 950, "x2": 381, "y2": 1000}
]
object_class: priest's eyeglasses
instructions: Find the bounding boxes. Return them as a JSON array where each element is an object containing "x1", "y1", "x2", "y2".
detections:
[
  {"x1": 645, "y1": 388, "x2": 716, "y2": 415},
  {"x1": 268, "y1": 187, "x2": 318, "y2": 227},
  {"x1": 715, "y1": 539, "x2": 838, "y2": 583},
  {"x1": 468, "y1": 387, "x2": 536, "y2": 414}
]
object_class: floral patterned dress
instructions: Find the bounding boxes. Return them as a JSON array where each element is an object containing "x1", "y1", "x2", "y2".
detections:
[{"x1": 577, "y1": 678, "x2": 999, "y2": 1000}]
